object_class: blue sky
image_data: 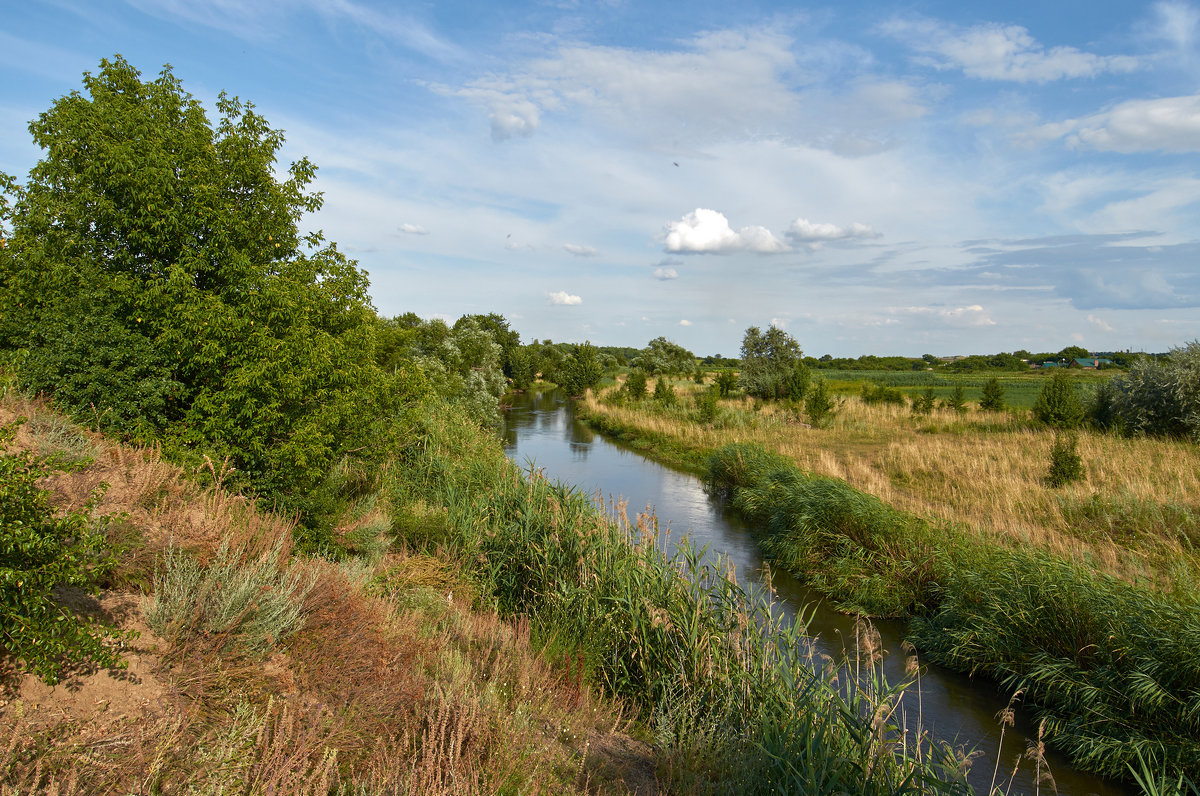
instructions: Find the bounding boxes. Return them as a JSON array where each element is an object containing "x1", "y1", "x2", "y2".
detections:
[{"x1": 3, "y1": 0, "x2": 1199, "y2": 356}]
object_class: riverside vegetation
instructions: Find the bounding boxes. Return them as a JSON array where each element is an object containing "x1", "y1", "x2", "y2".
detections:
[
  {"x1": 3, "y1": 57, "x2": 988, "y2": 794},
  {"x1": 575, "y1": 329, "x2": 1200, "y2": 786}
]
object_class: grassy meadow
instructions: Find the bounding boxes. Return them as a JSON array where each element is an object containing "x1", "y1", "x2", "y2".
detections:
[{"x1": 577, "y1": 371, "x2": 1200, "y2": 781}]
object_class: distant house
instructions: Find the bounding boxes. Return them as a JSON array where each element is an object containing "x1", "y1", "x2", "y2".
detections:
[{"x1": 1073, "y1": 357, "x2": 1112, "y2": 369}]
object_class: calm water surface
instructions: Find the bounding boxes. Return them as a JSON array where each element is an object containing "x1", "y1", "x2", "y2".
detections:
[{"x1": 502, "y1": 389, "x2": 1129, "y2": 796}]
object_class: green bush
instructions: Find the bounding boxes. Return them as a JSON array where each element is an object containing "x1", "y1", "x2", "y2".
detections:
[
  {"x1": 0, "y1": 421, "x2": 122, "y2": 684},
  {"x1": 1033, "y1": 371, "x2": 1084, "y2": 428},
  {"x1": 803, "y1": 377, "x2": 837, "y2": 427},
  {"x1": 653, "y1": 377, "x2": 677, "y2": 407},
  {"x1": 1046, "y1": 431, "x2": 1084, "y2": 487},
  {"x1": 979, "y1": 376, "x2": 1006, "y2": 411}
]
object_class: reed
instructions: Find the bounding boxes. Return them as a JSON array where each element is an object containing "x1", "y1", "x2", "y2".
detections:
[{"x1": 384, "y1": 405, "x2": 974, "y2": 793}]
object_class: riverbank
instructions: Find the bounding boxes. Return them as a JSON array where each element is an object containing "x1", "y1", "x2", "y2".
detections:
[{"x1": 575, "y1": 379, "x2": 1200, "y2": 783}]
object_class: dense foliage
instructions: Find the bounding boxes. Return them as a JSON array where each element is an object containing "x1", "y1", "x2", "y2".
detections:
[
  {"x1": 0, "y1": 422, "x2": 121, "y2": 684},
  {"x1": 632, "y1": 336, "x2": 695, "y2": 375},
  {"x1": 0, "y1": 58, "x2": 424, "y2": 523},
  {"x1": 1090, "y1": 341, "x2": 1200, "y2": 441},
  {"x1": 1032, "y1": 371, "x2": 1085, "y2": 428},
  {"x1": 738, "y1": 325, "x2": 809, "y2": 400}
]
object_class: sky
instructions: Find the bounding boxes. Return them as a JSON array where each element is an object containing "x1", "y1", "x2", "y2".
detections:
[{"x1": 2, "y1": 1, "x2": 1199, "y2": 357}]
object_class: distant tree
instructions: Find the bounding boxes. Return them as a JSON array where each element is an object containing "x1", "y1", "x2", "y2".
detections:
[
  {"x1": 694, "y1": 385, "x2": 720, "y2": 423},
  {"x1": 980, "y1": 377, "x2": 1006, "y2": 411},
  {"x1": 417, "y1": 317, "x2": 506, "y2": 425},
  {"x1": 1058, "y1": 345, "x2": 1090, "y2": 361},
  {"x1": 738, "y1": 325, "x2": 809, "y2": 400},
  {"x1": 508, "y1": 346, "x2": 536, "y2": 391},
  {"x1": 1032, "y1": 371, "x2": 1084, "y2": 428},
  {"x1": 556, "y1": 342, "x2": 604, "y2": 397},
  {"x1": 456, "y1": 313, "x2": 520, "y2": 376},
  {"x1": 634, "y1": 337, "x2": 696, "y2": 375}
]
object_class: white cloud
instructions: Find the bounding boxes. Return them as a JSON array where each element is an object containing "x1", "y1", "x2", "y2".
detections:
[
  {"x1": 563, "y1": 243, "x2": 598, "y2": 256},
  {"x1": 880, "y1": 17, "x2": 1138, "y2": 82},
  {"x1": 1040, "y1": 94, "x2": 1200, "y2": 153},
  {"x1": 399, "y1": 223, "x2": 429, "y2": 235},
  {"x1": 439, "y1": 29, "x2": 801, "y2": 145},
  {"x1": 786, "y1": 218, "x2": 880, "y2": 248},
  {"x1": 1088, "y1": 314, "x2": 1116, "y2": 332},
  {"x1": 653, "y1": 267, "x2": 679, "y2": 280},
  {"x1": 769, "y1": 317, "x2": 790, "y2": 329},
  {"x1": 547, "y1": 290, "x2": 582, "y2": 305},
  {"x1": 890, "y1": 304, "x2": 997, "y2": 327},
  {"x1": 1150, "y1": 1, "x2": 1200, "y2": 51},
  {"x1": 664, "y1": 208, "x2": 789, "y2": 254},
  {"x1": 679, "y1": 319, "x2": 693, "y2": 326},
  {"x1": 489, "y1": 101, "x2": 540, "y2": 141}
]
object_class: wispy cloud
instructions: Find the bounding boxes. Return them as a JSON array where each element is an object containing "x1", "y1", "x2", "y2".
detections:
[
  {"x1": 653, "y1": 266, "x2": 679, "y2": 280},
  {"x1": 880, "y1": 17, "x2": 1138, "y2": 82},
  {"x1": 399, "y1": 223, "x2": 429, "y2": 235},
  {"x1": 563, "y1": 243, "x2": 598, "y2": 256},
  {"x1": 786, "y1": 218, "x2": 880, "y2": 249},
  {"x1": 1035, "y1": 93, "x2": 1200, "y2": 153}
]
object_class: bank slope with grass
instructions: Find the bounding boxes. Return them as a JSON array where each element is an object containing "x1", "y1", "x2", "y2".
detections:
[{"x1": 0, "y1": 391, "x2": 663, "y2": 795}]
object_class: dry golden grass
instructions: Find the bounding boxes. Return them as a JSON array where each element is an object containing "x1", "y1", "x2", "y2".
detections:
[{"x1": 583, "y1": 386, "x2": 1200, "y2": 586}]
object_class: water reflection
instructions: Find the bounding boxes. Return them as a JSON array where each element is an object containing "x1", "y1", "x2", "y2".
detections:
[{"x1": 501, "y1": 390, "x2": 1127, "y2": 796}]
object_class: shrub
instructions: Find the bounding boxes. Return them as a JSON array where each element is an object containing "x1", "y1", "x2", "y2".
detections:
[
  {"x1": 804, "y1": 377, "x2": 837, "y2": 427},
  {"x1": 714, "y1": 370, "x2": 739, "y2": 397},
  {"x1": 1033, "y1": 371, "x2": 1084, "y2": 428},
  {"x1": 653, "y1": 377, "x2": 677, "y2": 407},
  {"x1": 694, "y1": 385, "x2": 720, "y2": 423},
  {"x1": 147, "y1": 541, "x2": 312, "y2": 656},
  {"x1": 624, "y1": 369, "x2": 648, "y2": 401},
  {"x1": 0, "y1": 421, "x2": 122, "y2": 684},
  {"x1": 860, "y1": 383, "x2": 905, "y2": 406},
  {"x1": 979, "y1": 377, "x2": 1005, "y2": 411},
  {"x1": 1046, "y1": 431, "x2": 1084, "y2": 487},
  {"x1": 911, "y1": 387, "x2": 936, "y2": 416},
  {"x1": 943, "y1": 384, "x2": 967, "y2": 414}
]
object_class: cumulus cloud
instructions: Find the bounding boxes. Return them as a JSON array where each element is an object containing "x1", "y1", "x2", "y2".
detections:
[
  {"x1": 653, "y1": 267, "x2": 679, "y2": 280},
  {"x1": 786, "y1": 218, "x2": 880, "y2": 249},
  {"x1": 547, "y1": 290, "x2": 582, "y2": 305},
  {"x1": 880, "y1": 17, "x2": 1137, "y2": 82},
  {"x1": 1088, "y1": 314, "x2": 1116, "y2": 332},
  {"x1": 563, "y1": 243, "x2": 598, "y2": 257},
  {"x1": 399, "y1": 223, "x2": 429, "y2": 235},
  {"x1": 679, "y1": 319, "x2": 693, "y2": 326},
  {"x1": 1036, "y1": 94, "x2": 1200, "y2": 153},
  {"x1": 664, "y1": 208, "x2": 789, "y2": 254}
]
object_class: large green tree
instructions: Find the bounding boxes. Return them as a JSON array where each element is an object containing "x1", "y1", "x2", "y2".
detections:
[
  {"x1": 0, "y1": 57, "x2": 422, "y2": 509},
  {"x1": 738, "y1": 325, "x2": 809, "y2": 400}
]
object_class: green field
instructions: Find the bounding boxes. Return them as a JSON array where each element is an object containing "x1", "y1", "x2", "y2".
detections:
[{"x1": 818, "y1": 369, "x2": 1115, "y2": 409}]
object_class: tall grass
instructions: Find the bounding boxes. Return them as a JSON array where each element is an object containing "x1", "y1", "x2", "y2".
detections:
[
  {"x1": 706, "y1": 441, "x2": 1200, "y2": 782},
  {"x1": 387, "y1": 406, "x2": 973, "y2": 793}
]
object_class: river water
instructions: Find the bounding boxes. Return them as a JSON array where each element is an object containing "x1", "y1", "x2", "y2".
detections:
[{"x1": 501, "y1": 389, "x2": 1128, "y2": 796}]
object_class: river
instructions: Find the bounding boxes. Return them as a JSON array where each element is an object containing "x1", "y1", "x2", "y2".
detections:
[{"x1": 501, "y1": 389, "x2": 1128, "y2": 796}]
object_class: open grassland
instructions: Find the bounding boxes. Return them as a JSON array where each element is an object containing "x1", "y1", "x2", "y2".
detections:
[
  {"x1": 581, "y1": 379, "x2": 1200, "y2": 590},
  {"x1": 578, "y1": 375, "x2": 1200, "y2": 781}
]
